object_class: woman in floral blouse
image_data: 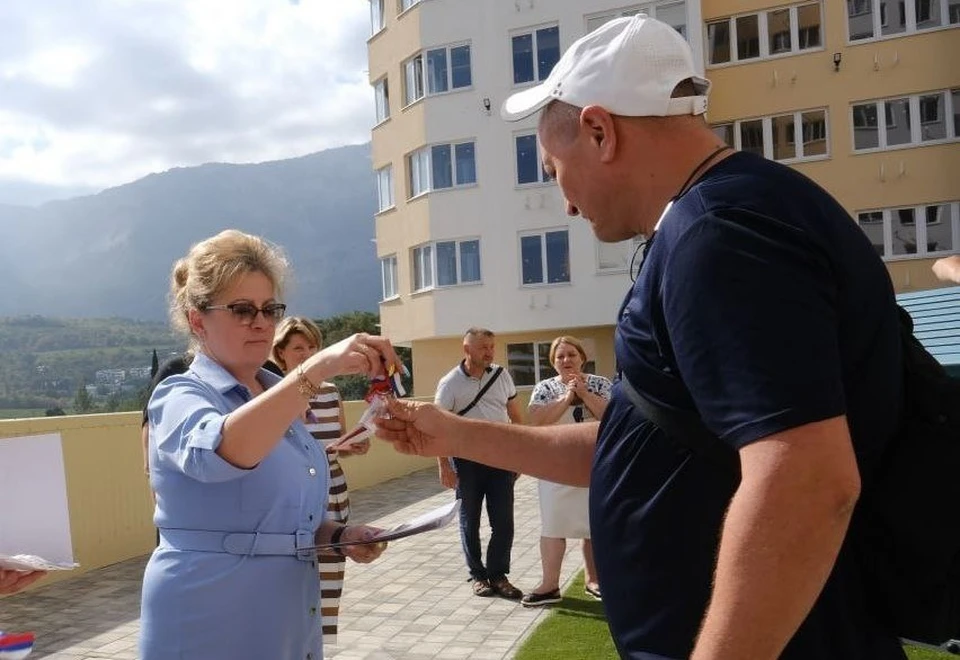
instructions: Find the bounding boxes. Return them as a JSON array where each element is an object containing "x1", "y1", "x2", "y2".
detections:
[{"x1": 521, "y1": 335, "x2": 612, "y2": 607}]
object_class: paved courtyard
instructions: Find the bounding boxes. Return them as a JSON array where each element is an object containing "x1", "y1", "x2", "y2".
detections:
[{"x1": 0, "y1": 469, "x2": 590, "y2": 659}]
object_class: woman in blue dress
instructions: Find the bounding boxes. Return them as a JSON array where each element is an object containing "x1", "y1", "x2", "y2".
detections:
[{"x1": 141, "y1": 230, "x2": 399, "y2": 660}]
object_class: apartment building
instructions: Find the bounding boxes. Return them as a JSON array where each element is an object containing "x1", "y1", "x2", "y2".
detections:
[{"x1": 365, "y1": 0, "x2": 960, "y2": 394}]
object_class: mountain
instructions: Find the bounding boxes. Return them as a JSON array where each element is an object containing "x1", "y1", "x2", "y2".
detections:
[{"x1": 0, "y1": 143, "x2": 380, "y2": 321}]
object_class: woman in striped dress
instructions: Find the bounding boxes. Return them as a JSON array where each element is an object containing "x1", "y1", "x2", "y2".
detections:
[{"x1": 271, "y1": 317, "x2": 369, "y2": 648}]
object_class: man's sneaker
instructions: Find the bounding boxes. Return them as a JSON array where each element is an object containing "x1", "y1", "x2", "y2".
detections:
[
  {"x1": 521, "y1": 589, "x2": 562, "y2": 607},
  {"x1": 472, "y1": 579, "x2": 494, "y2": 597},
  {"x1": 490, "y1": 577, "x2": 523, "y2": 600}
]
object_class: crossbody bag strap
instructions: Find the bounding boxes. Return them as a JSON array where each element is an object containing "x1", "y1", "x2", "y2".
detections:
[
  {"x1": 457, "y1": 367, "x2": 504, "y2": 416},
  {"x1": 619, "y1": 372, "x2": 738, "y2": 469}
]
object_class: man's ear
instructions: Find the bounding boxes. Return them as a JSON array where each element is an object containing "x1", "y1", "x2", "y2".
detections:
[{"x1": 580, "y1": 105, "x2": 617, "y2": 163}]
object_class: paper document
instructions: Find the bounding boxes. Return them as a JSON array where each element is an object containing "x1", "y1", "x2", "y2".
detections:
[
  {"x1": 308, "y1": 500, "x2": 460, "y2": 550},
  {"x1": 0, "y1": 554, "x2": 78, "y2": 572},
  {"x1": 0, "y1": 433, "x2": 77, "y2": 572}
]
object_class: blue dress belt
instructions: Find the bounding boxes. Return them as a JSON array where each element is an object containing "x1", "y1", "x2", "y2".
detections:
[{"x1": 159, "y1": 528, "x2": 317, "y2": 561}]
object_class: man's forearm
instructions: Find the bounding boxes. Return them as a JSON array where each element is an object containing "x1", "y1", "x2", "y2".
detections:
[
  {"x1": 450, "y1": 418, "x2": 597, "y2": 486},
  {"x1": 692, "y1": 465, "x2": 857, "y2": 659}
]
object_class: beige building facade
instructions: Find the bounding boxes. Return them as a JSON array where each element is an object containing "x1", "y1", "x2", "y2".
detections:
[{"x1": 365, "y1": 0, "x2": 960, "y2": 394}]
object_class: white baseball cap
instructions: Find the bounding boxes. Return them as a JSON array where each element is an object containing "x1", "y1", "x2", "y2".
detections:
[{"x1": 501, "y1": 14, "x2": 710, "y2": 122}]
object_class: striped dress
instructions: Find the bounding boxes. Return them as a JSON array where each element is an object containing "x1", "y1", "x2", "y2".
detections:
[{"x1": 305, "y1": 383, "x2": 350, "y2": 648}]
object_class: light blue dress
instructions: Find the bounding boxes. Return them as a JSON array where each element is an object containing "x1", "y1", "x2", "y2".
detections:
[{"x1": 140, "y1": 352, "x2": 329, "y2": 660}]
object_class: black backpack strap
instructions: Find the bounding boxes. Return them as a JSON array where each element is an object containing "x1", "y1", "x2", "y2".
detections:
[
  {"x1": 457, "y1": 367, "x2": 504, "y2": 417},
  {"x1": 619, "y1": 372, "x2": 738, "y2": 469}
]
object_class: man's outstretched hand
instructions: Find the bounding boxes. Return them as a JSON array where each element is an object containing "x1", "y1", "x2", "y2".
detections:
[
  {"x1": 0, "y1": 568, "x2": 46, "y2": 595},
  {"x1": 375, "y1": 399, "x2": 457, "y2": 458}
]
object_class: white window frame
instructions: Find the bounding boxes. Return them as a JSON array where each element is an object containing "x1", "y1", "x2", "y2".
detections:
[
  {"x1": 369, "y1": 0, "x2": 385, "y2": 36},
  {"x1": 373, "y1": 78, "x2": 390, "y2": 125},
  {"x1": 380, "y1": 255, "x2": 399, "y2": 300},
  {"x1": 403, "y1": 53, "x2": 425, "y2": 106},
  {"x1": 513, "y1": 132, "x2": 553, "y2": 186},
  {"x1": 433, "y1": 238, "x2": 483, "y2": 287},
  {"x1": 846, "y1": 0, "x2": 958, "y2": 43},
  {"x1": 399, "y1": 0, "x2": 422, "y2": 14},
  {"x1": 585, "y1": 2, "x2": 687, "y2": 36},
  {"x1": 402, "y1": 43, "x2": 472, "y2": 106},
  {"x1": 411, "y1": 243, "x2": 435, "y2": 292},
  {"x1": 596, "y1": 236, "x2": 647, "y2": 274},
  {"x1": 510, "y1": 23, "x2": 560, "y2": 86},
  {"x1": 711, "y1": 108, "x2": 831, "y2": 163},
  {"x1": 406, "y1": 141, "x2": 477, "y2": 199},
  {"x1": 706, "y1": 1, "x2": 824, "y2": 68},
  {"x1": 856, "y1": 202, "x2": 960, "y2": 260},
  {"x1": 850, "y1": 89, "x2": 959, "y2": 152},
  {"x1": 506, "y1": 341, "x2": 556, "y2": 387},
  {"x1": 519, "y1": 228, "x2": 571, "y2": 287},
  {"x1": 376, "y1": 165, "x2": 394, "y2": 213}
]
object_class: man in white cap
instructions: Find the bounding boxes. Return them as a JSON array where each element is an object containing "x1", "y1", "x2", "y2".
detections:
[{"x1": 378, "y1": 15, "x2": 904, "y2": 660}]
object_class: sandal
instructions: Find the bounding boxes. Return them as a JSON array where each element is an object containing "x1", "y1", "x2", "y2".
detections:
[
  {"x1": 585, "y1": 583, "x2": 602, "y2": 600},
  {"x1": 472, "y1": 579, "x2": 494, "y2": 597}
]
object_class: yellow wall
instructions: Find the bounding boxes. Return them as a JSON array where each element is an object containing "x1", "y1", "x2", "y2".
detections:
[
  {"x1": 0, "y1": 404, "x2": 432, "y2": 594},
  {"x1": 705, "y1": 4, "x2": 960, "y2": 295}
]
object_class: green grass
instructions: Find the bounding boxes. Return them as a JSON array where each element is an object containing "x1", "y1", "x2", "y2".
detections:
[
  {"x1": 514, "y1": 571, "x2": 618, "y2": 659},
  {"x1": 515, "y1": 570, "x2": 957, "y2": 660}
]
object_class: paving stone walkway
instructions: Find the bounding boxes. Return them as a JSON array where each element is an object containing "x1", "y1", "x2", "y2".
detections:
[{"x1": 0, "y1": 469, "x2": 590, "y2": 659}]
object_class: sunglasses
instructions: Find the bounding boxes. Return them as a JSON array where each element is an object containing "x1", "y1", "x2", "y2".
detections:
[{"x1": 205, "y1": 302, "x2": 287, "y2": 325}]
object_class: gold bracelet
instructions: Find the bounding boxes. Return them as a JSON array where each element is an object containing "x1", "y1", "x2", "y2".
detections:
[{"x1": 296, "y1": 363, "x2": 322, "y2": 399}]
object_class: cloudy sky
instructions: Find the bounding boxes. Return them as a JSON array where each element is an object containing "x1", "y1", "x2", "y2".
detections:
[{"x1": 0, "y1": 0, "x2": 373, "y2": 201}]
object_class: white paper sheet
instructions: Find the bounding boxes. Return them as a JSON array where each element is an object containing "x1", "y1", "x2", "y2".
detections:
[
  {"x1": 307, "y1": 500, "x2": 460, "y2": 549},
  {"x1": 0, "y1": 433, "x2": 77, "y2": 571}
]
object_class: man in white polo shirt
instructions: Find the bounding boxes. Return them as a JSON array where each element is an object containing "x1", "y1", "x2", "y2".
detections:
[{"x1": 436, "y1": 327, "x2": 523, "y2": 600}]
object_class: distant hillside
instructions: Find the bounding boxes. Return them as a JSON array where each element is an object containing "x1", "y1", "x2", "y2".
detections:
[
  {"x1": 0, "y1": 143, "x2": 380, "y2": 320},
  {"x1": 0, "y1": 315, "x2": 181, "y2": 413}
]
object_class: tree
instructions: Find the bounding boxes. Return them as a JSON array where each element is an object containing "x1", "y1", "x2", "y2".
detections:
[
  {"x1": 312, "y1": 311, "x2": 413, "y2": 400},
  {"x1": 73, "y1": 383, "x2": 95, "y2": 414}
]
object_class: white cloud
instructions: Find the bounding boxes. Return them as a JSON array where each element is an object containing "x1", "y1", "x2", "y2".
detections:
[{"x1": 0, "y1": 0, "x2": 375, "y2": 191}]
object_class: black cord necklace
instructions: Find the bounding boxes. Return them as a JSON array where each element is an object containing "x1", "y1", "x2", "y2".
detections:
[{"x1": 629, "y1": 144, "x2": 732, "y2": 282}]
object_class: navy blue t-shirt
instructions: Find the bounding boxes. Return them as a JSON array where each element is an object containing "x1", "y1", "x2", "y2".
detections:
[{"x1": 591, "y1": 152, "x2": 905, "y2": 659}]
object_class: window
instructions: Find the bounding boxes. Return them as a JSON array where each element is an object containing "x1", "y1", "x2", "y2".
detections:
[
  {"x1": 520, "y1": 230, "x2": 570, "y2": 285},
  {"x1": 857, "y1": 202, "x2": 960, "y2": 259},
  {"x1": 586, "y1": 7, "x2": 642, "y2": 33},
  {"x1": 435, "y1": 239, "x2": 481, "y2": 286},
  {"x1": 370, "y1": 0, "x2": 385, "y2": 35},
  {"x1": 597, "y1": 236, "x2": 646, "y2": 273},
  {"x1": 715, "y1": 108, "x2": 831, "y2": 162},
  {"x1": 376, "y1": 165, "x2": 393, "y2": 212},
  {"x1": 399, "y1": 0, "x2": 421, "y2": 11},
  {"x1": 411, "y1": 239, "x2": 481, "y2": 290},
  {"x1": 507, "y1": 342, "x2": 556, "y2": 386},
  {"x1": 507, "y1": 340, "x2": 597, "y2": 386},
  {"x1": 848, "y1": 0, "x2": 955, "y2": 40},
  {"x1": 920, "y1": 92, "x2": 946, "y2": 141},
  {"x1": 587, "y1": 3, "x2": 687, "y2": 35},
  {"x1": 707, "y1": 2, "x2": 822, "y2": 66},
  {"x1": 406, "y1": 141, "x2": 477, "y2": 198},
  {"x1": 515, "y1": 133, "x2": 552, "y2": 185},
  {"x1": 404, "y1": 44, "x2": 472, "y2": 104},
  {"x1": 512, "y1": 25, "x2": 560, "y2": 85},
  {"x1": 412, "y1": 244, "x2": 434, "y2": 291},
  {"x1": 712, "y1": 123, "x2": 735, "y2": 145},
  {"x1": 403, "y1": 54, "x2": 424, "y2": 105},
  {"x1": 380, "y1": 255, "x2": 398, "y2": 300},
  {"x1": 374, "y1": 78, "x2": 389, "y2": 124},
  {"x1": 852, "y1": 89, "x2": 960, "y2": 151}
]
